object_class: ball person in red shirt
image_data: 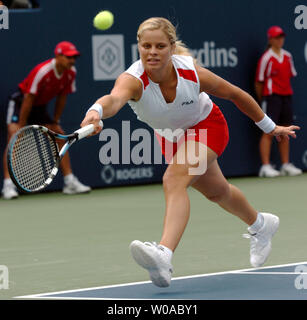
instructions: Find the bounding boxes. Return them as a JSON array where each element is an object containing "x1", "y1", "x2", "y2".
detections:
[
  {"x1": 2, "y1": 41, "x2": 91, "y2": 199},
  {"x1": 255, "y1": 26, "x2": 302, "y2": 177}
]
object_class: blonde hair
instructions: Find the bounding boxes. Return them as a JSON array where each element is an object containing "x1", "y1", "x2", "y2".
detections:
[{"x1": 137, "y1": 17, "x2": 192, "y2": 57}]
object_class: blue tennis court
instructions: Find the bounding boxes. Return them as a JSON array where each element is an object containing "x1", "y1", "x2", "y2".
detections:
[{"x1": 16, "y1": 262, "x2": 307, "y2": 300}]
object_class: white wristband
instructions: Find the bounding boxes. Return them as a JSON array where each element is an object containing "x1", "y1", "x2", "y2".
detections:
[
  {"x1": 255, "y1": 114, "x2": 276, "y2": 133},
  {"x1": 86, "y1": 103, "x2": 103, "y2": 119}
]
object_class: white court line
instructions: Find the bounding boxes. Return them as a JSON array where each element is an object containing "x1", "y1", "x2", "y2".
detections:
[
  {"x1": 15, "y1": 261, "x2": 307, "y2": 300},
  {"x1": 230, "y1": 272, "x2": 307, "y2": 275}
]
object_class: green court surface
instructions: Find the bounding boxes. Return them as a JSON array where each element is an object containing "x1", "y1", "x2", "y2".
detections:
[{"x1": 0, "y1": 173, "x2": 306, "y2": 299}]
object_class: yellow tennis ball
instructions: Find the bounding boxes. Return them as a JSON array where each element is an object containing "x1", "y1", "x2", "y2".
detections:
[{"x1": 93, "y1": 10, "x2": 114, "y2": 30}]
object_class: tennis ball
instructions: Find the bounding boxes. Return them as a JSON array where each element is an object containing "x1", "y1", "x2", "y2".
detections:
[{"x1": 93, "y1": 10, "x2": 114, "y2": 30}]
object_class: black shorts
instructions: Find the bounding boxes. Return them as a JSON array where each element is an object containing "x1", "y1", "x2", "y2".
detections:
[
  {"x1": 6, "y1": 89, "x2": 54, "y2": 125},
  {"x1": 261, "y1": 94, "x2": 293, "y2": 126}
]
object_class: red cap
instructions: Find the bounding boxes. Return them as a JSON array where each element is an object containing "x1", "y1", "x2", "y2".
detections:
[
  {"x1": 54, "y1": 41, "x2": 80, "y2": 57},
  {"x1": 267, "y1": 26, "x2": 285, "y2": 39}
]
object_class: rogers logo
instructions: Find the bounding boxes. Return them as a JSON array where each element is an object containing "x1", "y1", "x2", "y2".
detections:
[
  {"x1": 101, "y1": 165, "x2": 154, "y2": 184},
  {"x1": 101, "y1": 165, "x2": 116, "y2": 184}
]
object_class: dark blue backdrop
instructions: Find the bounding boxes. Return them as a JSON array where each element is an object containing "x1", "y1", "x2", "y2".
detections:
[{"x1": 0, "y1": 0, "x2": 306, "y2": 191}]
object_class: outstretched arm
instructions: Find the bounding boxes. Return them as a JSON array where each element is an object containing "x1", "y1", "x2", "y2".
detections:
[
  {"x1": 195, "y1": 65, "x2": 299, "y2": 140},
  {"x1": 80, "y1": 73, "x2": 142, "y2": 135}
]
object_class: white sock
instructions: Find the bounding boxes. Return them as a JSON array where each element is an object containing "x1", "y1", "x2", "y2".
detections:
[
  {"x1": 249, "y1": 212, "x2": 264, "y2": 234},
  {"x1": 4, "y1": 178, "x2": 13, "y2": 187},
  {"x1": 64, "y1": 174, "x2": 74, "y2": 185},
  {"x1": 262, "y1": 164, "x2": 271, "y2": 168},
  {"x1": 159, "y1": 244, "x2": 173, "y2": 260}
]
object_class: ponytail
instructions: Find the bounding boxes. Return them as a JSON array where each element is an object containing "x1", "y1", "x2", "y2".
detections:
[{"x1": 174, "y1": 40, "x2": 192, "y2": 56}]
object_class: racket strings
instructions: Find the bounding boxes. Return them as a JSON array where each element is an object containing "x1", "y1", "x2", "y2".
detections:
[{"x1": 9, "y1": 127, "x2": 58, "y2": 191}]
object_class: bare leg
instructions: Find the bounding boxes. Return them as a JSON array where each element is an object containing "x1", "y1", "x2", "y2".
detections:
[
  {"x1": 278, "y1": 138, "x2": 289, "y2": 164},
  {"x1": 45, "y1": 123, "x2": 72, "y2": 176},
  {"x1": 192, "y1": 161, "x2": 257, "y2": 225},
  {"x1": 159, "y1": 141, "x2": 217, "y2": 252},
  {"x1": 57, "y1": 140, "x2": 73, "y2": 176},
  {"x1": 3, "y1": 145, "x2": 10, "y2": 180},
  {"x1": 259, "y1": 133, "x2": 273, "y2": 165},
  {"x1": 3, "y1": 124, "x2": 19, "y2": 179}
]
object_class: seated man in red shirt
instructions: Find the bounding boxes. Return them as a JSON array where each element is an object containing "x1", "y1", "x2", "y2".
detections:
[{"x1": 2, "y1": 41, "x2": 91, "y2": 199}]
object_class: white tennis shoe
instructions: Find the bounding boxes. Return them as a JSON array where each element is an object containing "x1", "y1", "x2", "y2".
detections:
[
  {"x1": 243, "y1": 213, "x2": 280, "y2": 268},
  {"x1": 130, "y1": 240, "x2": 173, "y2": 287},
  {"x1": 63, "y1": 176, "x2": 91, "y2": 194},
  {"x1": 1, "y1": 180, "x2": 18, "y2": 200},
  {"x1": 259, "y1": 164, "x2": 280, "y2": 177},
  {"x1": 280, "y1": 163, "x2": 303, "y2": 176}
]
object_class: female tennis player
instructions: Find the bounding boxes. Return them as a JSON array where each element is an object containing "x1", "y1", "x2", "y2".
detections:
[{"x1": 81, "y1": 18, "x2": 299, "y2": 287}]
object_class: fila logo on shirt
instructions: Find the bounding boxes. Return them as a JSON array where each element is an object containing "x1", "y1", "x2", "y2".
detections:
[
  {"x1": 294, "y1": 5, "x2": 307, "y2": 29},
  {"x1": 182, "y1": 100, "x2": 194, "y2": 106}
]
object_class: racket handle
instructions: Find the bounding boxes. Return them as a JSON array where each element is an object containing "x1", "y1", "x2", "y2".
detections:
[{"x1": 74, "y1": 120, "x2": 103, "y2": 140}]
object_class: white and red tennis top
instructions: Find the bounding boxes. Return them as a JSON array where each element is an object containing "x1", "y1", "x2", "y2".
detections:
[
  {"x1": 255, "y1": 48, "x2": 297, "y2": 96},
  {"x1": 18, "y1": 58, "x2": 76, "y2": 105},
  {"x1": 125, "y1": 55, "x2": 213, "y2": 141}
]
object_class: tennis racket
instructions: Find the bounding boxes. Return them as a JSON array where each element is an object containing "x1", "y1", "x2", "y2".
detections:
[{"x1": 7, "y1": 121, "x2": 103, "y2": 193}]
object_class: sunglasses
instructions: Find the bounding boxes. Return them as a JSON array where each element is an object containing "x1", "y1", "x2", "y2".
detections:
[
  {"x1": 59, "y1": 54, "x2": 79, "y2": 59},
  {"x1": 64, "y1": 55, "x2": 79, "y2": 59}
]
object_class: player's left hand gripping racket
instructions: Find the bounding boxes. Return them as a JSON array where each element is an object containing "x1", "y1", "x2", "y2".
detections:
[{"x1": 7, "y1": 121, "x2": 103, "y2": 193}]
